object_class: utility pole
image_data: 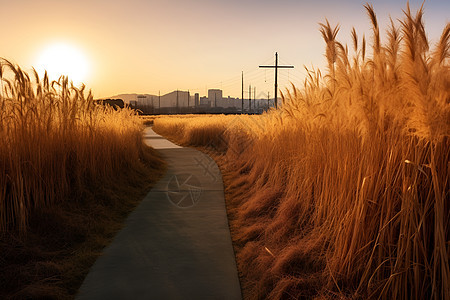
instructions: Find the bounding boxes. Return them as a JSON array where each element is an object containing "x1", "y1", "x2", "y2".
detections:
[
  {"x1": 259, "y1": 52, "x2": 294, "y2": 108},
  {"x1": 267, "y1": 91, "x2": 270, "y2": 110},
  {"x1": 254, "y1": 86, "x2": 256, "y2": 112},
  {"x1": 241, "y1": 71, "x2": 244, "y2": 114},
  {"x1": 187, "y1": 89, "x2": 190, "y2": 109},
  {"x1": 249, "y1": 85, "x2": 251, "y2": 113}
]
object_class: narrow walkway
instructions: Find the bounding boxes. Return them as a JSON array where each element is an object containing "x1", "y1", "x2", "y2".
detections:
[{"x1": 77, "y1": 127, "x2": 242, "y2": 299}]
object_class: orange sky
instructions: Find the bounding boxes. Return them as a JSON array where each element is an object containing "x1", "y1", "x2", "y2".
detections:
[{"x1": 1, "y1": 0, "x2": 448, "y2": 98}]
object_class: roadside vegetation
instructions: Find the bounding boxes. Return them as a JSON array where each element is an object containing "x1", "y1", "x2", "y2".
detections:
[
  {"x1": 154, "y1": 4, "x2": 449, "y2": 299},
  {"x1": 0, "y1": 58, "x2": 165, "y2": 298}
]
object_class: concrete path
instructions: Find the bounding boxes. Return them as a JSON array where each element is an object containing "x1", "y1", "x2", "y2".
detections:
[{"x1": 76, "y1": 127, "x2": 242, "y2": 300}]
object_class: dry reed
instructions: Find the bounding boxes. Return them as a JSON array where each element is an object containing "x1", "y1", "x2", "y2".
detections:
[
  {"x1": 154, "y1": 3, "x2": 449, "y2": 299},
  {"x1": 0, "y1": 58, "x2": 151, "y2": 232}
]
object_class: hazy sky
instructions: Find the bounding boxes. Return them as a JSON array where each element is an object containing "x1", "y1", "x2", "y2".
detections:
[{"x1": 1, "y1": 0, "x2": 449, "y2": 98}]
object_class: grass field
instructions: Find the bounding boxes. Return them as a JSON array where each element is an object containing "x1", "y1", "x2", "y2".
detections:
[
  {"x1": 154, "y1": 4, "x2": 449, "y2": 299},
  {"x1": 0, "y1": 59, "x2": 165, "y2": 298}
]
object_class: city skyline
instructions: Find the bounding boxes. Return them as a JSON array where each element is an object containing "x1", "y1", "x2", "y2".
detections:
[{"x1": 112, "y1": 87, "x2": 273, "y2": 115}]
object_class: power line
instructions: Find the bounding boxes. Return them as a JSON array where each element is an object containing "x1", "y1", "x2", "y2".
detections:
[
  {"x1": 259, "y1": 52, "x2": 294, "y2": 108},
  {"x1": 151, "y1": 55, "x2": 301, "y2": 102}
]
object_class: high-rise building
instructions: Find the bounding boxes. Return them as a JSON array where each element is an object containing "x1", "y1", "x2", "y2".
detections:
[
  {"x1": 194, "y1": 93, "x2": 200, "y2": 107},
  {"x1": 208, "y1": 89, "x2": 222, "y2": 107}
]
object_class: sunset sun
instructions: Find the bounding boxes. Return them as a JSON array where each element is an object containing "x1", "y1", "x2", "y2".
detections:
[{"x1": 35, "y1": 43, "x2": 90, "y2": 85}]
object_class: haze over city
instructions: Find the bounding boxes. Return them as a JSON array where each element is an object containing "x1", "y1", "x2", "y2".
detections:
[{"x1": 1, "y1": 0, "x2": 448, "y2": 98}]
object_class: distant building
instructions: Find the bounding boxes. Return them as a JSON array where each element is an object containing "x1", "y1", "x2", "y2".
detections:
[
  {"x1": 194, "y1": 93, "x2": 200, "y2": 107},
  {"x1": 160, "y1": 90, "x2": 190, "y2": 108},
  {"x1": 199, "y1": 96, "x2": 210, "y2": 107},
  {"x1": 221, "y1": 96, "x2": 241, "y2": 109},
  {"x1": 136, "y1": 94, "x2": 158, "y2": 114},
  {"x1": 208, "y1": 89, "x2": 222, "y2": 107}
]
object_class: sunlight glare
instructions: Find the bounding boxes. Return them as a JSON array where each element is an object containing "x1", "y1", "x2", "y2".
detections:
[{"x1": 35, "y1": 43, "x2": 90, "y2": 85}]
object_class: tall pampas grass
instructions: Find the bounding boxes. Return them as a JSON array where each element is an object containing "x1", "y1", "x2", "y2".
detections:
[
  {"x1": 0, "y1": 59, "x2": 148, "y2": 232},
  {"x1": 154, "y1": 3, "x2": 449, "y2": 299}
]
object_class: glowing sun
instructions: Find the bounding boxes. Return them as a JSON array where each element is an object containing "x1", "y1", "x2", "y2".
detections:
[{"x1": 35, "y1": 43, "x2": 90, "y2": 85}]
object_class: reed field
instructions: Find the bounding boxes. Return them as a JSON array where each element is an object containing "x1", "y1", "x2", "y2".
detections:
[
  {"x1": 154, "y1": 4, "x2": 449, "y2": 299},
  {"x1": 0, "y1": 58, "x2": 165, "y2": 298},
  {"x1": 0, "y1": 58, "x2": 163, "y2": 232}
]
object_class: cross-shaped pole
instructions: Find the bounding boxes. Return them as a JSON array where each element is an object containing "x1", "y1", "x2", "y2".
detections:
[{"x1": 259, "y1": 52, "x2": 294, "y2": 108}]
